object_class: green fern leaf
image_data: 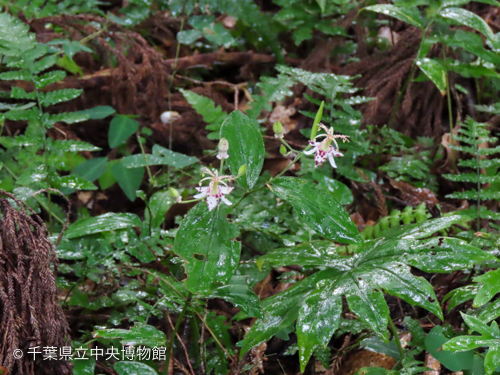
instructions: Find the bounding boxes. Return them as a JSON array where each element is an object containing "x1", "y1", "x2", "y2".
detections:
[
  {"x1": 180, "y1": 89, "x2": 228, "y2": 140},
  {"x1": 40, "y1": 88, "x2": 83, "y2": 107}
]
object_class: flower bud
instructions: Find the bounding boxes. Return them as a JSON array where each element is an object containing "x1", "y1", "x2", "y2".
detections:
[
  {"x1": 273, "y1": 121, "x2": 284, "y2": 139},
  {"x1": 280, "y1": 145, "x2": 287, "y2": 155},
  {"x1": 217, "y1": 138, "x2": 229, "y2": 160},
  {"x1": 168, "y1": 187, "x2": 182, "y2": 203},
  {"x1": 237, "y1": 164, "x2": 247, "y2": 178},
  {"x1": 160, "y1": 111, "x2": 180, "y2": 124}
]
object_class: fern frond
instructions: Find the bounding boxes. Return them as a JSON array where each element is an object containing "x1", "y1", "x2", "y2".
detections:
[
  {"x1": 180, "y1": 89, "x2": 228, "y2": 140},
  {"x1": 443, "y1": 173, "x2": 500, "y2": 184}
]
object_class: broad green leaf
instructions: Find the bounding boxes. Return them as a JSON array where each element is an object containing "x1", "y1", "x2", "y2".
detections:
[
  {"x1": 257, "y1": 240, "x2": 349, "y2": 269},
  {"x1": 473, "y1": 269, "x2": 500, "y2": 307},
  {"x1": 463, "y1": 313, "x2": 500, "y2": 338},
  {"x1": 78, "y1": 106, "x2": 116, "y2": 120},
  {"x1": 51, "y1": 175, "x2": 97, "y2": 191},
  {"x1": 316, "y1": 174, "x2": 354, "y2": 205},
  {"x1": 444, "y1": 336, "x2": 499, "y2": 351},
  {"x1": 316, "y1": 0, "x2": 326, "y2": 12},
  {"x1": 94, "y1": 323, "x2": 166, "y2": 347},
  {"x1": 73, "y1": 357, "x2": 95, "y2": 375},
  {"x1": 112, "y1": 162, "x2": 144, "y2": 201},
  {"x1": 177, "y1": 29, "x2": 202, "y2": 44},
  {"x1": 478, "y1": 299, "x2": 500, "y2": 323},
  {"x1": 64, "y1": 213, "x2": 141, "y2": 239},
  {"x1": 49, "y1": 139, "x2": 100, "y2": 152},
  {"x1": 114, "y1": 361, "x2": 158, "y2": 375},
  {"x1": 391, "y1": 215, "x2": 467, "y2": 239},
  {"x1": 297, "y1": 290, "x2": 342, "y2": 372},
  {"x1": 211, "y1": 275, "x2": 262, "y2": 318},
  {"x1": 272, "y1": 177, "x2": 361, "y2": 244},
  {"x1": 109, "y1": 115, "x2": 139, "y2": 148},
  {"x1": 443, "y1": 285, "x2": 480, "y2": 310},
  {"x1": 438, "y1": 7, "x2": 495, "y2": 42},
  {"x1": 239, "y1": 271, "x2": 329, "y2": 356},
  {"x1": 74, "y1": 157, "x2": 108, "y2": 182},
  {"x1": 425, "y1": 325, "x2": 474, "y2": 371},
  {"x1": 121, "y1": 145, "x2": 198, "y2": 169},
  {"x1": 416, "y1": 58, "x2": 447, "y2": 95},
  {"x1": 146, "y1": 190, "x2": 174, "y2": 228},
  {"x1": 174, "y1": 203, "x2": 241, "y2": 294},
  {"x1": 220, "y1": 111, "x2": 265, "y2": 190},
  {"x1": 363, "y1": 5, "x2": 424, "y2": 28},
  {"x1": 99, "y1": 159, "x2": 118, "y2": 190},
  {"x1": 485, "y1": 345, "x2": 500, "y2": 375}
]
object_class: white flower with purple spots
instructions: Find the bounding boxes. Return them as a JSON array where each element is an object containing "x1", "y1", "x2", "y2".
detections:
[
  {"x1": 303, "y1": 124, "x2": 349, "y2": 168},
  {"x1": 194, "y1": 167, "x2": 234, "y2": 211}
]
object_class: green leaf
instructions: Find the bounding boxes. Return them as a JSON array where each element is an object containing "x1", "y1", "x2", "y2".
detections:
[
  {"x1": 111, "y1": 162, "x2": 144, "y2": 201},
  {"x1": 316, "y1": 0, "x2": 326, "y2": 12},
  {"x1": 443, "y1": 285, "x2": 480, "y2": 310},
  {"x1": 220, "y1": 111, "x2": 264, "y2": 190},
  {"x1": 40, "y1": 88, "x2": 82, "y2": 107},
  {"x1": 0, "y1": 13, "x2": 36, "y2": 56},
  {"x1": 146, "y1": 190, "x2": 174, "y2": 228},
  {"x1": 73, "y1": 356, "x2": 96, "y2": 375},
  {"x1": 64, "y1": 213, "x2": 141, "y2": 239},
  {"x1": 485, "y1": 345, "x2": 500, "y2": 375},
  {"x1": 114, "y1": 361, "x2": 158, "y2": 375},
  {"x1": 78, "y1": 106, "x2": 116, "y2": 120},
  {"x1": 74, "y1": 157, "x2": 108, "y2": 182},
  {"x1": 180, "y1": 89, "x2": 228, "y2": 140},
  {"x1": 297, "y1": 290, "x2": 342, "y2": 371},
  {"x1": 272, "y1": 177, "x2": 361, "y2": 244},
  {"x1": 121, "y1": 145, "x2": 198, "y2": 169},
  {"x1": 416, "y1": 58, "x2": 447, "y2": 95},
  {"x1": 257, "y1": 240, "x2": 348, "y2": 269},
  {"x1": 174, "y1": 203, "x2": 241, "y2": 294},
  {"x1": 438, "y1": 7, "x2": 495, "y2": 42},
  {"x1": 473, "y1": 269, "x2": 500, "y2": 307},
  {"x1": 177, "y1": 29, "x2": 202, "y2": 44},
  {"x1": 109, "y1": 115, "x2": 139, "y2": 148},
  {"x1": 425, "y1": 325, "x2": 474, "y2": 371},
  {"x1": 49, "y1": 139, "x2": 100, "y2": 152},
  {"x1": 463, "y1": 313, "x2": 500, "y2": 339},
  {"x1": 362, "y1": 5, "x2": 424, "y2": 28},
  {"x1": 211, "y1": 275, "x2": 262, "y2": 318},
  {"x1": 316, "y1": 174, "x2": 354, "y2": 205},
  {"x1": 94, "y1": 323, "x2": 166, "y2": 347}
]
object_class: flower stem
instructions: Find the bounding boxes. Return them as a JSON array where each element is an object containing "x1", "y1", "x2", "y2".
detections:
[
  {"x1": 280, "y1": 138, "x2": 297, "y2": 153},
  {"x1": 219, "y1": 158, "x2": 225, "y2": 176}
]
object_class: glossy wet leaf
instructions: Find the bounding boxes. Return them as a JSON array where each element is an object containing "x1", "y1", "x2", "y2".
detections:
[
  {"x1": 74, "y1": 157, "x2": 108, "y2": 182},
  {"x1": 425, "y1": 325, "x2": 474, "y2": 371},
  {"x1": 438, "y1": 7, "x2": 495, "y2": 42},
  {"x1": 94, "y1": 323, "x2": 166, "y2": 347},
  {"x1": 443, "y1": 285, "x2": 480, "y2": 310},
  {"x1": 73, "y1": 357, "x2": 95, "y2": 375},
  {"x1": 472, "y1": 269, "x2": 500, "y2": 307},
  {"x1": 297, "y1": 289, "x2": 342, "y2": 371},
  {"x1": 211, "y1": 275, "x2": 262, "y2": 318},
  {"x1": 146, "y1": 190, "x2": 174, "y2": 228},
  {"x1": 220, "y1": 110, "x2": 264, "y2": 190},
  {"x1": 174, "y1": 203, "x2": 241, "y2": 294},
  {"x1": 112, "y1": 162, "x2": 144, "y2": 201},
  {"x1": 109, "y1": 115, "x2": 139, "y2": 148},
  {"x1": 114, "y1": 361, "x2": 158, "y2": 375},
  {"x1": 64, "y1": 213, "x2": 141, "y2": 239},
  {"x1": 121, "y1": 145, "x2": 198, "y2": 169},
  {"x1": 272, "y1": 177, "x2": 361, "y2": 244},
  {"x1": 316, "y1": 174, "x2": 354, "y2": 205},
  {"x1": 250, "y1": 227, "x2": 492, "y2": 370},
  {"x1": 363, "y1": 4, "x2": 424, "y2": 28},
  {"x1": 416, "y1": 58, "x2": 447, "y2": 95},
  {"x1": 443, "y1": 314, "x2": 500, "y2": 375}
]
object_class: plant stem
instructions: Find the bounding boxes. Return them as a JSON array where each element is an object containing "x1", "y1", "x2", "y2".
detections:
[
  {"x1": 388, "y1": 319, "x2": 405, "y2": 370},
  {"x1": 443, "y1": 47, "x2": 456, "y2": 171},
  {"x1": 165, "y1": 293, "x2": 192, "y2": 375},
  {"x1": 137, "y1": 133, "x2": 155, "y2": 186}
]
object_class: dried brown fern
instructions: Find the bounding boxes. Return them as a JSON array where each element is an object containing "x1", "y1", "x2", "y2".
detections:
[{"x1": 0, "y1": 191, "x2": 71, "y2": 375}]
